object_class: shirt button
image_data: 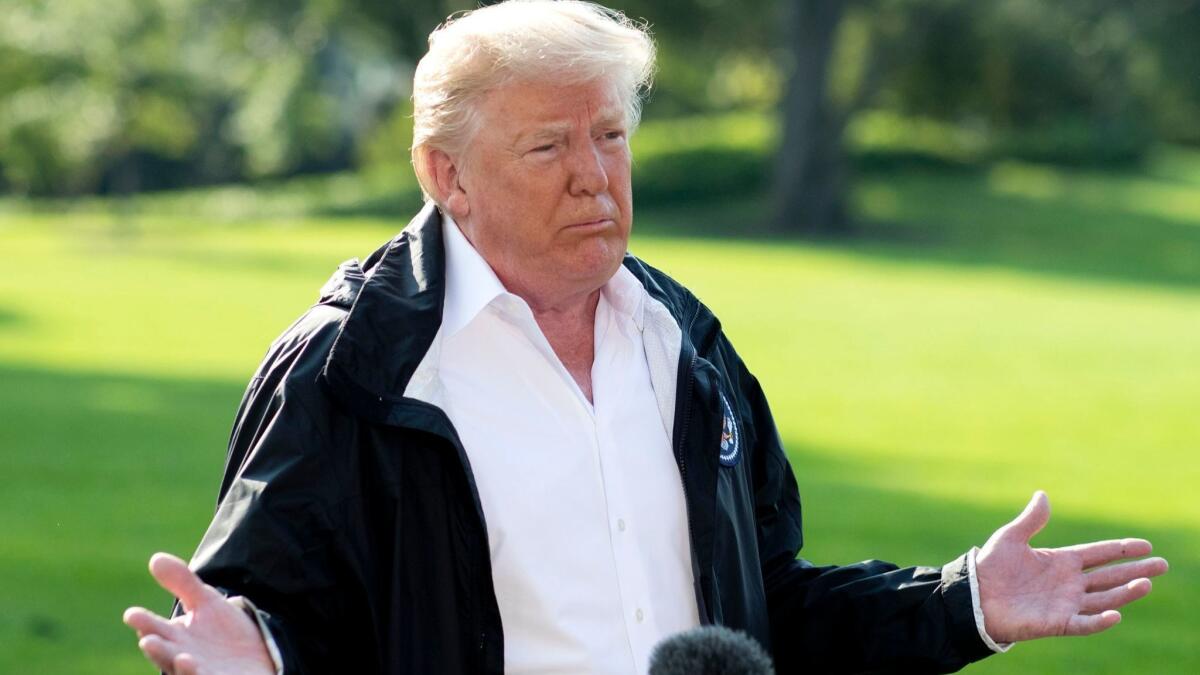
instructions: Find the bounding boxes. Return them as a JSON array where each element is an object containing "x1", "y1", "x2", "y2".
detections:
[
  {"x1": 617, "y1": 518, "x2": 626, "y2": 532},
  {"x1": 635, "y1": 608, "x2": 644, "y2": 623}
]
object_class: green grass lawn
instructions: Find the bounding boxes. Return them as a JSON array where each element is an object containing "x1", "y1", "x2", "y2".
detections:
[{"x1": 1, "y1": 155, "x2": 1198, "y2": 672}]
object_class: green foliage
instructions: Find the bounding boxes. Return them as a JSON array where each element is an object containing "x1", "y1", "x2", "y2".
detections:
[
  {"x1": 357, "y1": 98, "x2": 415, "y2": 173},
  {"x1": 618, "y1": 0, "x2": 784, "y2": 115},
  {"x1": 849, "y1": 110, "x2": 1154, "y2": 169},
  {"x1": 0, "y1": 0, "x2": 404, "y2": 196},
  {"x1": 847, "y1": 110, "x2": 988, "y2": 168},
  {"x1": 987, "y1": 118, "x2": 1153, "y2": 167},
  {"x1": 631, "y1": 112, "x2": 776, "y2": 202},
  {"x1": 0, "y1": 0, "x2": 1196, "y2": 197},
  {"x1": 630, "y1": 109, "x2": 1166, "y2": 209},
  {"x1": 854, "y1": 0, "x2": 1199, "y2": 148},
  {"x1": 634, "y1": 147, "x2": 770, "y2": 204}
]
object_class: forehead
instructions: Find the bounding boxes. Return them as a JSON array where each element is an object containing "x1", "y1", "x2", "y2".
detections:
[{"x1": 477, "y1": 79, "x2": 626, "y2": 135}]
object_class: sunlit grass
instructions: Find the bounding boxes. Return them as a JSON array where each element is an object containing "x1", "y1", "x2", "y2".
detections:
[{"x1": 854, "y1": 154, "x2": 1200, "y2": 286}]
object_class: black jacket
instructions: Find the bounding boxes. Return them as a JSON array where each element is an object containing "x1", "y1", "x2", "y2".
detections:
[{"x1": 186, "y1": 205, "x2": 993, "y2": 674}]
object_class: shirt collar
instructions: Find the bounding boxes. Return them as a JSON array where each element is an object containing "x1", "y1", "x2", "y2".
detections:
[
  {"x1": 602, "y1": 263, "x2": 646, "y2": 331},
  {"x1": 442, "y1": 212, "x2": 508, "y2": 338},
  {"x1": 441, "y1": 211, "x2": 645, "y2": 335}
]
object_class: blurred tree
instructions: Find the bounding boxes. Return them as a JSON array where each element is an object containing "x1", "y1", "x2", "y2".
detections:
[
  {"x1": 615, "y1": 0, "x2": 784, "y2": 116},
  {"x1": 1, "y1": 0, "x2": 1196, "y2": 201},
  {"x1": 772, "y1": 0, "x2": 850, "y2": 235},
  {"x1": 772, "y1": 0, "x2": 938, "y2": 236},
  {"x1": 770, "y1": 0, "x2": 1200, "y2": 236},
  {"x1": 0, "y1": 0, "x2": 410, "y2": 195}
]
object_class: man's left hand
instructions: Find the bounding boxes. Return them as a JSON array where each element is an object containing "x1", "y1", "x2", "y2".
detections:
[{"x1": 976, "y1": 491, "x2": 1169, "y2": 644}]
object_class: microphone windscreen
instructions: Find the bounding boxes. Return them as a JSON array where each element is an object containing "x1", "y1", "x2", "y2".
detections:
[{"x1": 648, "y1": 625, "x2": 775, "y2": 675}]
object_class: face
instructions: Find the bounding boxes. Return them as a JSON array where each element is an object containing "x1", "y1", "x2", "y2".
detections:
[{"x1": 438, "y1": 79, "x2": 633, "y2": 308}]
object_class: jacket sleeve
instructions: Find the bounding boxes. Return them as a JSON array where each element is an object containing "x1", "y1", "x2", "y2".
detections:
[
  {"x1": 176, "y1": 323, "x2": 381, "y2": 674},
  {"x1": 727, "y1": 344, "x2": 994, "y2": 674}
]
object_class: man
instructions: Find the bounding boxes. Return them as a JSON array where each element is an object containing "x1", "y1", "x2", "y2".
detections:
[{"x1": 123, "y1": 2, "x2": 1168, "y2": 673}]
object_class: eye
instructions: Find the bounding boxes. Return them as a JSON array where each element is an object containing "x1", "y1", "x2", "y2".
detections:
[
  {"x1": 601, "y1": 130, "x2": 626, "y2": 142},
  {"x1": 526, "y1": 142, "x2": 558, "y2": 157}
]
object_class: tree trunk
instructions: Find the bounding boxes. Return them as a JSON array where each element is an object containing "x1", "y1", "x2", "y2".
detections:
[{"x1": 772, "y1": 0, "x2": 850, "y2": 236}]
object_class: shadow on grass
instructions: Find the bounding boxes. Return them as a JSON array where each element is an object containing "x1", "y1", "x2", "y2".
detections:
[
  {"x1": 634, "y1": 165, "x2": 1200, "y2": 293},
  {"x1": 0, "y1": 307, "x2": 24, "y2": 330},
  {"x1": 0, "y1": 362, "x2": 244, "y2": 550},
  {"x1": 782, "y1": 440, "x2": 1198, "y2": 673},
  {"x1": 0, "y1": 363, "x2": 251, "y2": 673},
  {"x1": 0, "y1": 361, "x2": 1195, "y2": 673}
]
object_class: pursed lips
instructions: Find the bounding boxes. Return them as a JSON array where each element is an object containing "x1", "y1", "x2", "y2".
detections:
[{"x1": 564, "y1": 215, "x2": 616, "y2": 229}]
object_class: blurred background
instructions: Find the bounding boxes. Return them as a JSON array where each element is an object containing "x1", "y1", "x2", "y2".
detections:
[{"x1": 1, "y1": 0, "x2": 1197, "y2": 672}]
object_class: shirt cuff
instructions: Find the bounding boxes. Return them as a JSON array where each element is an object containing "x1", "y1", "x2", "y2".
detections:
[
  {"x1": 228, "y1": 596, "x2": 287, "y2": 675},
  {"x1": 966, "y1": 547, "x2": 1013, "y2": 653}
]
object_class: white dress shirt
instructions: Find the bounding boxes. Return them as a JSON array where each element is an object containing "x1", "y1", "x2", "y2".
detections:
[{"x1": 407, "y1": 216, "x2": 699, "y2": 674}]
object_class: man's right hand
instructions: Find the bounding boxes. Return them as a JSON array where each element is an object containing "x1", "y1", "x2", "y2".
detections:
[{"x1": 123, "y1": 552, "x2": 276, "y2": 675}]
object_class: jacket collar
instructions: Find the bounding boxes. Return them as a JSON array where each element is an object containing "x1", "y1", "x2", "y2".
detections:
[
  {"x1": 319, "y1": 203, "x2": 448, "y2": 423},
  {"x1": 317, "y1": 202, "x2": 712, "y2": 427}
]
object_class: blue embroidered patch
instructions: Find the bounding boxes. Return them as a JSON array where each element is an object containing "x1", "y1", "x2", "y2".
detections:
[{"x1": 718, "y1": 391, "x2": 741, "y2": 467}]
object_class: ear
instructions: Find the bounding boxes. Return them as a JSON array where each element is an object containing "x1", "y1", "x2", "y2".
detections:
[{"x1": 427, "y1": 148, "x2": 470, "y2": 220}]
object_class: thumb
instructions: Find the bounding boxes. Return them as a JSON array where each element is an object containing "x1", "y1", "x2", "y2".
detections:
[
  {"x1": 148, "y1": 552, "x2": 220, "y2": 612},
  {"x1": 1004, "y1": 490, "x2": 1050, "y2": 543}
]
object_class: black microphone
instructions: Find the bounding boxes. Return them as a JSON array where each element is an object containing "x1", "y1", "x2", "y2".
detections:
[{"x1": 648, "y1": 625, "x2": 775, "y2": 675}]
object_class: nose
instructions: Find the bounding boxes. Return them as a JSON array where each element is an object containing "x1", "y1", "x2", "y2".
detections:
[{"x1": 567, "y1": 141, "x2": 609, "y2": 196}]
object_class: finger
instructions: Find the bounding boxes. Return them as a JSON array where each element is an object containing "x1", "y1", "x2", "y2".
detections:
[
  {"x1": 1004, "y1": 490, "x2": 1050, "y2": 543},
  {"x1": 1081, "y1": 578, "x2": 1152, "y2": 614},
  {"x1": 1065, "y1": 610, "x2": 1121, "y2": 636},
  {"x1": 139, "y1": 633, "x2": 182, "y2": 673},
  {"x1": 174, "y1": 653, "x2": 202, "y2": 675},
  {"x1": 1062, "y1": 538, "x2": 1153, "y2": 569},
  {"x1": 123, "y1": 606, "x2": 178, "y2": 640},
  {"x1": 149, "y1": 552, "x2": 220, "y2": 612},
  {"x1": 1086, "y1": 557, "x2": 1169, "y2": 592}
]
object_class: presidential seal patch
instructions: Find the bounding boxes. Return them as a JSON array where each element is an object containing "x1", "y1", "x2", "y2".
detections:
[{"x1": 718, "y1": 391, "x2": 741, "y2": 467}]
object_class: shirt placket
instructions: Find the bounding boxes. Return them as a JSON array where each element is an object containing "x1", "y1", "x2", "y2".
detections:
[{"x1": 593, "y1": 306, "x2": 658, "y2": 673}]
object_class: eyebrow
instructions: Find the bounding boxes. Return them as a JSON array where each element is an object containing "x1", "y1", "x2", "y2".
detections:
[
  {"x1": 514, "y1": 111, "x2": 627, "y2": 147},
  {"x1": 519, "y1": 124, "x2": 572, "y2": 145},
  {"x1": 590, "y1": 110, "x2": 626, "y2": 131}
]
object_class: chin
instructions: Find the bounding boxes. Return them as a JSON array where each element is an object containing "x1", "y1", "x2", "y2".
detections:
[{"x1": 573, "y1": 238, "x2": 627, "y2": 279}]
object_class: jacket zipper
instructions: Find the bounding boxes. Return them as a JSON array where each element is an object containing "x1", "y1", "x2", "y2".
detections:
[{"x1": 673, "y1": 304, "x2": 708, "y2": 623}]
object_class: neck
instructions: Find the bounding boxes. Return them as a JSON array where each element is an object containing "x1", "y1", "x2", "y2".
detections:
[{"x1": 520, "y1": 288, "x2": 601, "y2": 403}]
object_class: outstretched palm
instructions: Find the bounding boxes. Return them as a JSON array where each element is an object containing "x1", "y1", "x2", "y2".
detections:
[
  {"x1": 123, "y1": 553, "x2": 275, "y2": 675},
  {"x1": 977, "y1": 491, "x2": 1168, "y2": 643}
]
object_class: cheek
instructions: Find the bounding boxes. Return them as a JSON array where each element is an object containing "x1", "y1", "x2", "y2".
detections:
[
  {"x1": 478, "y1": 183, "x2": 561, "y2": 256},
  {"x1": 606, "y1": 155, "x2": 633, "y2": 205},
  {"x1": 493, "y1": 165, "x2": 565, "y2": 211}
]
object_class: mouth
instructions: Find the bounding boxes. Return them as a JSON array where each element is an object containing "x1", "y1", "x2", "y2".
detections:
[{"x1": 565, "y1": 217, "x2": 616, "y2": 230}]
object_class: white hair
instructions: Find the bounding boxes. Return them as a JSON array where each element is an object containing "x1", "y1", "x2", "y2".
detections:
[{"x1": 410, "y1": 0, "x2": 656, "y2": 200}]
